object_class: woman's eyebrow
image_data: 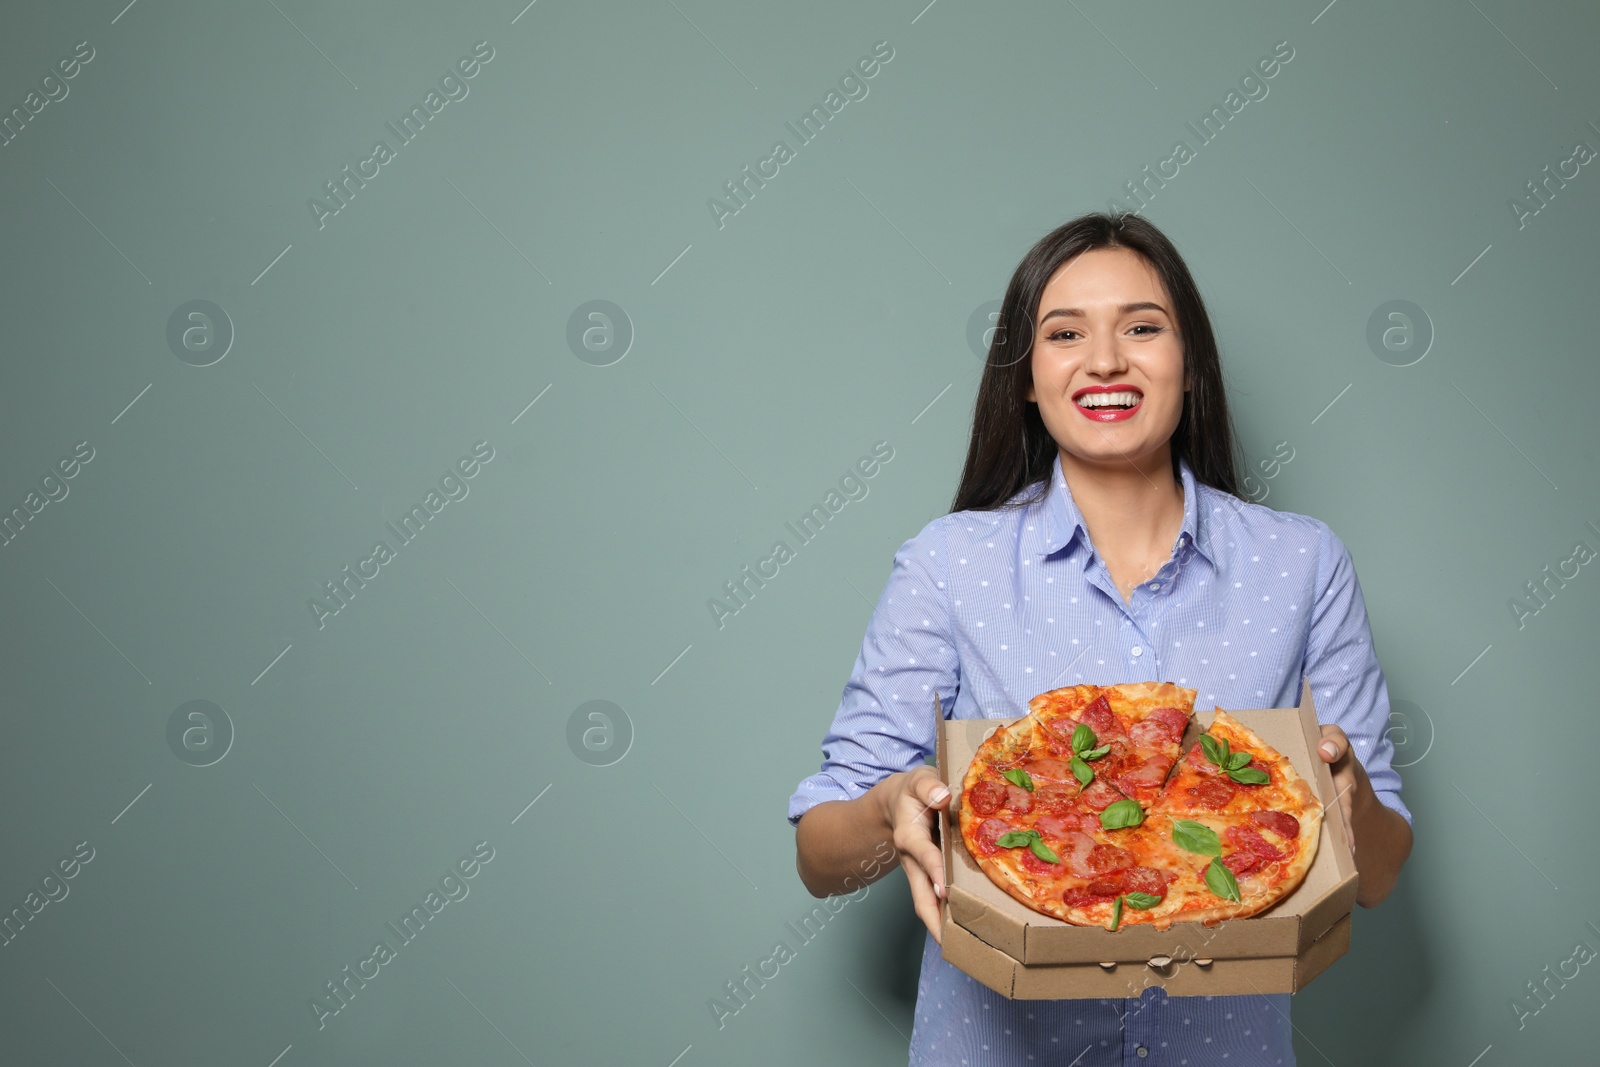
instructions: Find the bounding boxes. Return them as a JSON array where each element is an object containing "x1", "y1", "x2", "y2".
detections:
[{"x1": 1038, "y1": 301, "x2": 1169, "y2": 324}]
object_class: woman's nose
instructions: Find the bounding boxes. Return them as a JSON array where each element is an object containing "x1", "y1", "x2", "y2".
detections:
[{"x1": 1083, "y1": 337, "x2": 1128, "y2": 375}]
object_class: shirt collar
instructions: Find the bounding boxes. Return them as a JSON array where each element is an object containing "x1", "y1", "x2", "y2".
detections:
[{"x1": 1038, "y1": 452, "x2": 1213, "y2": 566}]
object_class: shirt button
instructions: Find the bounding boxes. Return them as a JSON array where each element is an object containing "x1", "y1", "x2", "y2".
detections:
[
  {"x1": 1137, "y1": 1047, "x2": 1149, "y2": 1058},
  {"x1": 1148, "y1": 582, "x2": 1161, "y2": 591},
  {"x1": 1131, "y1": 646, "x2": 1143, "y2": 657}
]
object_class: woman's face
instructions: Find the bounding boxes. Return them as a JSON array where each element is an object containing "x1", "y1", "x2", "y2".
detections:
[{"x1": 1025, "y1": 246, "x2": 1188, "y2": 473}]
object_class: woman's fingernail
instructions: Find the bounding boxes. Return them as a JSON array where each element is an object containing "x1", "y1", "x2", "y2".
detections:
[
  {"x1": 935, "y1": 882, "x2": 946, "y2": 899},
  {"x1": 1320, "y1": 742, "x2": 1337, "y2": 759},
  {"x1": 929, "y1": 785, "x2": 951, "y2": 804}
]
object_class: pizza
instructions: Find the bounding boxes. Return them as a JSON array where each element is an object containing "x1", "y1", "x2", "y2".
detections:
[{"x1": 957, "y1": 682, "x2": 1323, "y2": 931}]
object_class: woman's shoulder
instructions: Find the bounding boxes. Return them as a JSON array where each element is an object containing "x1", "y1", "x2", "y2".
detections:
[
  {"x1": 885, "y1": 495, "x2": 1042, "y2": 579},
  {"x1": 916, "y1": 489, "x2": 1044, "y2": 548},
  {"x1": 1195, "y1": 485, "x2": 1347, "y2": 566}
]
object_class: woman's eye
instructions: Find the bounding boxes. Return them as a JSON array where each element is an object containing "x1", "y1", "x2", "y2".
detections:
[{"x1": 1047, "y1": 325, "x2": 1162, "y2": 341}]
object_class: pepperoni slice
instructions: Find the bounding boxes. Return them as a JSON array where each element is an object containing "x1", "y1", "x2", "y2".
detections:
[
  {"x1": 1183, "y1": 742, "x2": 1220, "y2": 775},
  {"x1": 1038, "y1": 811, "x2": 1101, "y2": 839},
  {"x1": 1114, "y1": 754, "x2": 1174, "y2": 797},
  {"x1": 1041, "y1": 718, "x2": 1079, "y2": 750},
  {"x1": 1086, "y1": 875, "x2": 1127, "y2": 896},
  {"x1": 1078, "y1": 695, "x2": 1127, "y2": 739},
  {"x1": 1063, "y1": 884, "x2": 1120, "y2": 907},
  {"x1": 968, "y1": 779, "x2": 1005, "y2": 816},
  {"x1": 1120, "y1": 866, "x2": 1171, "y2": 899},
  {"x1": 1130, "y1": 707, "x2": 1188, "y2": 748},
  {"x1": 1019, "y1": 848, "x2": 1063, "y2": 876},
  {"x1": 1129, "y1": 719, "x2": 1177, "y2": 748},
  {"x1": 1225, "y1": 824, "x2": 1286, "y2": 862},
  {"x1": 1067, "y1": 812, "x2": 1104, "y2": 833},
  {"x1": 1033, "y1": 813, "x2": 1077, "y2": 841},
  {"x1": 1090, "y1": 739, "x2": 1137, "y2": 779},
  {"x1": 1032, "y1": 783, "x2": 1079, "y2": 815},
  {"x1": 1020, "y1": 758, "x2": 1074, "y2": 782},
  {"x1": 1080, "y1": 778, "x2": 1124, "y2": 812},
  {"x1": 973, "y1": 818, "x2": 1011, "y2": 856},
  {"x1": 1085, "y1": 843, "x2": 1136, "y2": 875},
  {"x1": 1060, "y1": 832, "x2": 1100, "y2": 877},
  {"x1": 1221, "y1": 849, "x2": 1264, "y2": 876},
  {"x1": 1148, "y1": 706, "x2": 1190, "y2": 736},
  {"x1": 1189, "y1": 777, "x2": 1237, "y2": 809},
  {"x1": 1003, "y1": 785, "x2": 1034, "y2": 814},
  {"x1": 1250, "y1": 810, "x2": 1300, "y2": 839}
]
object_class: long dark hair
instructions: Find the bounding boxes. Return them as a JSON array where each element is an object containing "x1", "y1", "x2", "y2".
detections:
[{"x1": 951, "y1": 212, "x2": 1243, "y2": 512}]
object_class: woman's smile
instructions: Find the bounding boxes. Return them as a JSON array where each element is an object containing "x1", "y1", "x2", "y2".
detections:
[{"x1": 1073, "y1": 383, "x2": 1145, "y2": 422}]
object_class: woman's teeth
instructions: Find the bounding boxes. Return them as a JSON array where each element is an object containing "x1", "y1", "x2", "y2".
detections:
[{"x1": 1076, "y1": 391, "x2": 1141, "y2": 409}]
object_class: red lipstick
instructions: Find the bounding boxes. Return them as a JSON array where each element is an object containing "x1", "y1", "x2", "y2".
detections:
[{"x1": 1072, "y1": 384, "x2": 1143, "y2": 422}]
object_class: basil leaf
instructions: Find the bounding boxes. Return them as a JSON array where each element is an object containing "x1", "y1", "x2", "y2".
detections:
[
  {"x1": 1171, "y1": 819, "x2": 1222, "y2": 856},
  {"x1": 1218, "y1": 737, "x2": 1231, "y2": 766},
  {"x1": 1228, "y1": 766, "x2": 1270, "y2": 785},
  {"x1": 1081, "y1": 744, "x2": 1111, "y2": 761},
  {"x1": 1199, "y1": 734, "x2": 1224, "y2": 766},
  {"x1": 1070, "y1": 755, "x2": 1094, "y2": 787},
  {"x1": 1001, "y1": 767, "x2": 1036, "y2": 792},
  {"x1": 1110, "y1": 894, "x2": 1123, "y2": 931},
  {"x1": 1028, "y1": 837, "x2": 1060, "y2": 864},
  {"x1": 1123, "y1": 891, "x2": 1162, "y2": 909},
  {"x1": 1205, "y1": 858, "x2": 1242, "y2": 902},
  {"x1": 1072, "y1": 723, "x2": 1095, "y2": 754},
  {"x1": 1100, "y1": 799, "x2": 1145, "y2": 830},
  {"x1": 995, "y1": 831, "x2": 1036, "y2": 849},
  {"x1": 1225, "y1": 751, "x2": 1252, "y2": 770}
]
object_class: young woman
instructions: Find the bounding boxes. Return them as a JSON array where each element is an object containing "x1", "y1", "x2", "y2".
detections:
[{"x1": 788, "y1": 212, "x2": 1413, "y2": 1065}]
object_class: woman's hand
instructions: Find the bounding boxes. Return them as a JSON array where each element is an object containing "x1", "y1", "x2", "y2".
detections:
[
  {"x1": 1317, "y1": 722, "x2": 1414, "y2": 906},
  {"x1": 1317, "y1": 724, "x2": 1367, "y2": 857},
  {"x1": 877, "y1": 766, "x2": 953, "y2": 944}
]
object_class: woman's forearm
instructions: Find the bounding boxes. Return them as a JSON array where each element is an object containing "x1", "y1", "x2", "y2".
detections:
[
  {"x1": 794, "y1": 780, "x2": 899, "y2": 897},
  {"x1": 1351, "y1": 788, "x2": 1413, "y2": 907}
]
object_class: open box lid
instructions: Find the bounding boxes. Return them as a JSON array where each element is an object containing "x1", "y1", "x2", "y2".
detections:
[{"x1": 936, "y1": 678, "x2": 1359, "y2": 967}]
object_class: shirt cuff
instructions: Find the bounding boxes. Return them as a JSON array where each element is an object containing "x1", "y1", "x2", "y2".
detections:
[
  {"x1": 1372, "y1": 788, "x2": 1413, "y2": 827},
  {"x1": 787, "y1": 772, "x2": 869, "y2": 827}
]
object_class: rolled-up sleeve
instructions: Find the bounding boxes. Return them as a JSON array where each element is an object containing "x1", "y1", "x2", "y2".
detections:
[
  {"x1": 787, "y1": 517, "x2": 962, "y2": 826},
  {"x1": 1303, "y1": 525, "x2": 1413, "y2": 826}
]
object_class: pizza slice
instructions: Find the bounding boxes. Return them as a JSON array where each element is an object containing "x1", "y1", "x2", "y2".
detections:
[
  {"x1": 1152, "y1": 806, "x2": 1325, "y2": 925},
  {"x1": 1026, "y1": 683, "x2": 1194, "y2": 807},
  {"x1": 967, "y1": 789, "x2": 1188, "y2": 930},
  {"x1": 1098, "y1": 682, "x2": 1195, "y2": 803},
  {"x1": 1146, "y1": 709, "x2": 1316, "y2": 817},
  {"x1": 1053, "y1": 811, "x2": 1190, "y2": 930}
]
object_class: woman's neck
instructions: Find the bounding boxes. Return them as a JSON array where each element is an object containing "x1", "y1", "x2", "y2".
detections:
[{"x1": 1059, "y1": 448, "x2": 1186, "y2": 570}]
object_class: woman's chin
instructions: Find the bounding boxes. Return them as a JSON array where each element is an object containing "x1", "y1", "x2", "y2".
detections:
[{"x1": 1054, "y1": 440, "x2": 1172, "y2": 472}]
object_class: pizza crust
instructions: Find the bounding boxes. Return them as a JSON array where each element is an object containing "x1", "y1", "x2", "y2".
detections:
[{"x1": 957, "y1": 716, "x2": 1037, "y2": 911}]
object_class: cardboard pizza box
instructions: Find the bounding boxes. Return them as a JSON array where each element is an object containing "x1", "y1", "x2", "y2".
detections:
[
  {"x1": 939, "y1": 912, "x2": 1352, "y2": 999},
  {"x1": 935, "y1": 678, "x2": 1358, "y2": 997}
]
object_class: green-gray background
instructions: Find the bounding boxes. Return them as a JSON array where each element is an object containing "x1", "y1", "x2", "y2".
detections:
[{"x1": 2, "y1": 1, "x2": 1596, "y2": 1064}]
